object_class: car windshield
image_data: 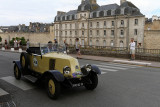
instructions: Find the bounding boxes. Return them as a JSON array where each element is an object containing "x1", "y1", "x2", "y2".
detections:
[
  {"x1": 28, "y1": 43, "x2": 67, "y2": 55},
  {"x1": 40, "y1": 43, "x2": 66, "y2": 55}
]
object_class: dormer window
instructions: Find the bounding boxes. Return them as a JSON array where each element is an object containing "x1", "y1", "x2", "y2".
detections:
[
  {"x1": 65, "y1": 16, "x2": 67, "y2": 20},
  {"x1": 121, "y1": 8, "x2": 125, "y2": 14},
  {"x1": 81, "y1": 5, "x2": 85, "y2": 11},
  {"x1": 97, "y1": 11, "x2": 100, "y2": 17},
  {"x1": 75, "y1": 14, "x2": 77, "y2": 19},
  {"x1": 104, "y1": 10, "x2": 107, "y2": 16},
  {"x1": 90, "y1": 12, "x2": 93, "y2": 18},
  {"x1": 111, "y1": 10, "x2": 115, "y2": 15},
  {"x1": 70, "y1": 15, "x2": 72, "y2": 20}
]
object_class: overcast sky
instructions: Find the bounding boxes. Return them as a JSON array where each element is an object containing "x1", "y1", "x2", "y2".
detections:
[{"x1": 0, "y1": 0, "x2": 159, "y2": 26}]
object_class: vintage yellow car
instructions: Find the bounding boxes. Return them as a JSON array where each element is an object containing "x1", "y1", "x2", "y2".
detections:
[{"x1": 13, "y1": 43, "x2": 101, "y2": 99}]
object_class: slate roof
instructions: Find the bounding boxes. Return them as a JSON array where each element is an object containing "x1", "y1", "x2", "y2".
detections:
[{"x1": 55, "y1": 0, "x2": 144, "y2": 22}]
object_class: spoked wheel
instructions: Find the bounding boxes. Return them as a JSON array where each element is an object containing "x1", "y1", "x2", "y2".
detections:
[
  {"x1": 46, "y1": 76, "x2": 61, "y2": 100},
  {"x1": 84, "y1": 72, "x2": 98, "y2": 90},
  {"x1": 14, "y1": 64, "x2": 21, "y2": 80}
]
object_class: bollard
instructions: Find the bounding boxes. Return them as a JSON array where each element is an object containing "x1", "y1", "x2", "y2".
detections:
[
  {"x1": 11, "y1": 48, "x2": 14, "y2": 51},
  {"x1": 19, "y1": 48, "x2": 22, "y2": 53},
  {"x1": 2, "y1": 47, "x2": 5, "y2": 51}
]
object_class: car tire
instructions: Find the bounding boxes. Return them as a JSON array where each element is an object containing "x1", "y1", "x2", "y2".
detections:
[
  {"x1": 14, "y1": 64, "x2": 21, "y2": 80},
  {"x1": 84, "y1": 72, "x2": 98, "y2": 90},
  {"x1": 46, "y1": 76, "x2": 61, "y2": 100},
  {"x1": 20, "y1": 52, "x2": 28, "y2": 70}
]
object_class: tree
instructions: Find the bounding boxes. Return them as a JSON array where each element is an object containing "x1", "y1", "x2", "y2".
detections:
[{"x1": 9, "y1": 37, "x2": 27, "y2": 46}]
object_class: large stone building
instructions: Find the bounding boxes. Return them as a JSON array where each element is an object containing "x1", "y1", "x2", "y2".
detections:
[{"x1": 54, "y1": 0, "x2": 145, "y2": 47}]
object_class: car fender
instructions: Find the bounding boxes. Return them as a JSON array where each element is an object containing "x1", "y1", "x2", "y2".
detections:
[
  {"x1": 81, "y1": 64, "x2": 101, "y2": 75},
  {"x1": 13, "y1": 61, "x2": 22, "y2": 71},
  {"x1": 43, "y1": 70, "x2": 65, "y2": 82},
  {"x1": 91, "y1": 64, "x2": 101, "y2": 75}
]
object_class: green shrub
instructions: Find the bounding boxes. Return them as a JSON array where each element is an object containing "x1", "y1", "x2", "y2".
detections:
[{"x1": 9, "y1": 37, "x2": 27, "y2": 46}]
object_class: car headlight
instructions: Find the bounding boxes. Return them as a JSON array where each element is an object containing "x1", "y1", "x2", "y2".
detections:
[
  {"x1": 63, "y1": 66, "x2": 71, "y2": 74},
  {"x1": 86, "y1": 64, "x2": 92, "y2": 72}
]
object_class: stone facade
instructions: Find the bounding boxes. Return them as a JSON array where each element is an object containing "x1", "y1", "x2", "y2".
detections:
[
  {"x1": 54, "y1": 0, "x2": 145, "y2": 47},
  {"x1": 144, "y1": 30, "x2": 160, "y2": 49}
]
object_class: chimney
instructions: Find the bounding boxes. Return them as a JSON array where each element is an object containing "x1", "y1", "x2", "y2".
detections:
[{"x1": 120, "y1": 0, "x2": 126, "y2": 5}]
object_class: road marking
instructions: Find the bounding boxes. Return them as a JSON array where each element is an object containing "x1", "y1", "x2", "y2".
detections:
[
  {"x1": 101, "y1": 71, "x2": 107, "y2": 74},
  {"x1": 0, "y1": 76, "x2": 35, "y2": 91},
  {"x1": 100, "y1": 63, "x2": 139, "y2": 68},
  {"x1": 0, "y1": 88, "x2": 9, "y2": 96},
  {"x1": 99, "y1": 67, "x2": 118, "y2": 72},
  {"x1": 113, "y1": 60, "x2": 151, "y2": 66},
  {"x1": 95, "y1": 64, "x2": 127, "y2": 70}
]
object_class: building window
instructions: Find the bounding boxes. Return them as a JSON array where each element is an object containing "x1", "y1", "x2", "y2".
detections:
[
  {"x1": 61, "y1": 31, "x2": 63, "y2": 35},
  {"x1": 80, "y1": 14, "x2": 82, "y2": 18},
  {"x1": 70, "y1": 39, "x2": 72, "y2": 45},
  {"x1": 65, "y1": 24, "x2": 67, "y2": 29},
  {"x1": 112, "y1": 21, "x2": 115, "y2": 26},
  {"x1": 56, "y1": 31, "x2": 58, "y2": 36},
  {"x1": 70, "y1": 24, "x2": 72, "y2": 29},
  {"x1": 90, "y1": 40, "x2": 92, "y2": 46},
  {"x1": 82, "y1": 31, "x2": 84, "y2": 35},
  {"x1": 120, "y1": 40, "x2": 124, "y2": 47},
  {"x1": 111, "y1": 40, "x2": 114, "y2": 47},
  {"x1": 82, "y1": 23, "x2": 84, "y2": 27},
  {"x1": 103, "y1": 40, "x2": 106, "y2": 46},
  {"x1": 90, "y1": 22, "x2": 92, "y2": 27},
  {"x1": 90, "y1": 30, "x2": 92, "y2": 36},
  {"x1": 104, "y1": 30, "x2": 106, "y2": 36},
  {"x1": 97, "y1": 22, "x2": 99, "y2": 27},
  {"x1": 104, "y1": 21, "x2": 106, "y2": 26},
  {"x1": 111, "y1": 30, "x2": 114, "y2": 36},
  {"x1": 97, "y1": 30, "x2": 99, "y2": 36},
  {"x1": 75, "y1": 31, "x2": 77, "y2": 35},
  {"x1": 81, "y1": 39, "x2": 84, "y2": 47},
  {"x1": 121, "y1": 20, "x2": 124, "y2": 25},
  {"x1": 135, "y1": 19, "x2": 138, "y2": 25},
  {"x1": 84, "y1": 14, "x2": 86, "y2": 17},
  {"x1": 70, "y1": 31, "x2": 72, "y2": 35},
  {"x1": 65, "y1": 31, "x2": 67, "y2": 36},
  {"x1": 96, "y1": 40, "x2": 99, "y2": 46},
  {"x1": 121, "y1": 30, "x2": 124, "y2": 35},
  {"x1": 134, "y1": 29, "x2": 138, "y2": 35}
]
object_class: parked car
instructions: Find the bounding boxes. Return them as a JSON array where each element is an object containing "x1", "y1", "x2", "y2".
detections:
[{"x1": 13, "y1": 43, "x2": 101, "y2": 99}]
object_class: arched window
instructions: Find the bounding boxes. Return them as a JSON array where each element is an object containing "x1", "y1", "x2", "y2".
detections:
[
  {"x1": 103, "y1": 40, "x2": 106, "y2": 46},
  {"x1": 111, "y1": 40, "x2": 114, "y2": 47},
  {"x1": 120, "y1": 40, "x2": 124, "y2": 47},
  {"x1": 96, "y1": 40, "x2": 99, "y2": 46},
  {"x1": 90, "y1": 39, "x2": 92, "y2": 46}
]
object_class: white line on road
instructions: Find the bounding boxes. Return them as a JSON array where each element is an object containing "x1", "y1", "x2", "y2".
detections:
[
  {"x1": 0, "y1": 88, "x2": 9, "y2": 96},
  {"x1": 100, "y1": 63, "x2": 139, "y2": 68},
  {"x1": 95, "y1": 64, "x2": 127, "y2": 70},
  {"x1": 99, "y1": 67, "x2": 118, "y2": 72},
  {"x1": 101, "y1": 71, "x2": 107, "y2": 74},
  {"x1": 0, "y1": 76, "x2": 35, "y2": 91}
]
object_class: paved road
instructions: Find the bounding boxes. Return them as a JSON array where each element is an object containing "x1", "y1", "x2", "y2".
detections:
[{"x1": 0, "y1": 51, "x2": 160, "y2": 107}]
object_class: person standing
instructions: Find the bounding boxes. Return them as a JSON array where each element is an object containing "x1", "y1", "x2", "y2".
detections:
[
  {"x1": 53, "y1": 39, "x2": 58, "y2": 51},
  {"x1": 75, "y1": 38, "x2": 81, "y2": 59},
  {"x1": 14, "y1": 38, "x2": 17, "y2": 50},
  {"x1": 129, "y1": 38, "x2": 136, "y2": 60},
  {"x1": 27, "y1": 39, "x2": 30, "y2": 49},
  {"x1": 5, "y1": 40, "x2": 8, "y2": 49},
  {"x1": 64, "y1": 40, "x2": 68, "y2": 53}
]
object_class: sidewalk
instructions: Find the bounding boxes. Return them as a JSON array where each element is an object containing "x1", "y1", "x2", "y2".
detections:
[{"x1": 1, "y1": 49, "x2": 160, "y2": 68}]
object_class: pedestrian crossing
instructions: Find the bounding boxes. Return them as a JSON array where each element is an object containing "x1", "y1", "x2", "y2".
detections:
[
  {"x1": 95, "y1": 63, "x2": 141, "y2": 74},
  {"x1": 0, "y1": 63, "x2": 141, "y2": 97}
]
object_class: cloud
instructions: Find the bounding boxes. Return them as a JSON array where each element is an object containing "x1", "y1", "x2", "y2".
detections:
[{"x1": 0, "y1": 0, "x2": 159, "y2": 26}]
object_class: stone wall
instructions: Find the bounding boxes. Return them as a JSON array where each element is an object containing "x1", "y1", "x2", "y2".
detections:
[
  {"x1": 0, "y1": 32, "x2": 55, "y2": 44},
  {"x1": 144, "y1": 30, "x2": 160, "y2": 49}
]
